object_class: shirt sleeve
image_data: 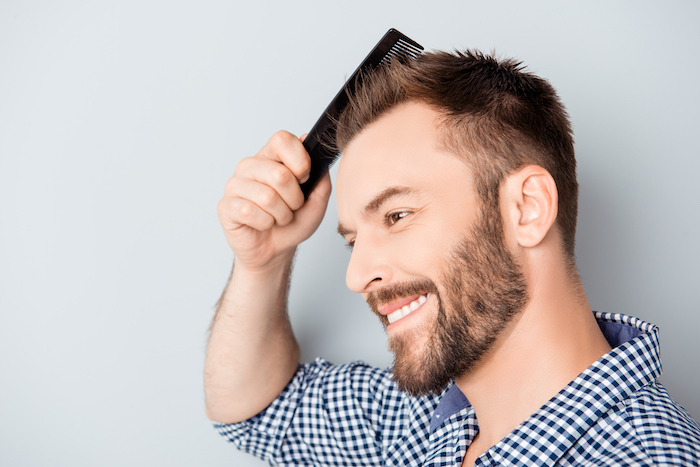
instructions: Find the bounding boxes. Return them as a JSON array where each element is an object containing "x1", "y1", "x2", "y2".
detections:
[{"x1": 213, "y1": 358, "x2": 414, "y2": 466}]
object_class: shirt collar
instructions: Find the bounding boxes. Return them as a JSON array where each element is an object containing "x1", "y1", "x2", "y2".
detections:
[{"x1": 429, "y1": 312, "x2": 662, "y2": 465}]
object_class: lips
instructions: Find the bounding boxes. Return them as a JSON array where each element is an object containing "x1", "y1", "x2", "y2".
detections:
[
  {"x1": 385, "y1": 293, "x2": 429, "y2": 324},
  {"x1": 367, "y1": 279, "x2": 438, "y2": 328}
]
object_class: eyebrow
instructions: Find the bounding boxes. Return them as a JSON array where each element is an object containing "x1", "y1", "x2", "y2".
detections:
[{"x1": 337, "y1": 186, "x2": 417, "y2": 237}]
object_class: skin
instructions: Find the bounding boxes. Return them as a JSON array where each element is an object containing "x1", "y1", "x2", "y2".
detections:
[
  {"x1": 208, "y1": 101, "x2": 612, "y2": 466},
  {"x1": 205, "y1": 131, "x2": 331, "y2": 423},
  {"x1": 336, "y1": 102, "x2": 612, "y2": 466},
  {"x1": 337, "y1": 103, "x2": 528, "y2": 397}
]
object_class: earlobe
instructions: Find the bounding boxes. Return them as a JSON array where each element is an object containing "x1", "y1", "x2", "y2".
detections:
[{"x1": 504, "y1": 166, "x2": 558, "y2": 248}]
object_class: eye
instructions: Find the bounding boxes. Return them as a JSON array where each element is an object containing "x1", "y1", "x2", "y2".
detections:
[
  {"x1": 385, "y1": 211, "x2": 410, "y2": 227},
  {"x1": 344, "y1": 239, "x2": 355, "y2": 252}
]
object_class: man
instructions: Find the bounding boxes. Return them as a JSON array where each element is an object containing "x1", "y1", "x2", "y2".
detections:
[{"x1": 205, "y1": 50, "x2": 700, "y2": 466}]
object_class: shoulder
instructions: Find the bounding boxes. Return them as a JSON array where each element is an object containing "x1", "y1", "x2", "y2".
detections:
[
  {"x1": 288, "y1": 357, "x2": 397, "y2": 411},
  {"x1": 298, "y1": 357, "x2": 393, "y2": 390},
  {"x1": 595, "y1": 380, "x2": 700, "y2": 466},
  {"x1": 282, "y1": 359, "x2": 441, "y2": 464},
  {"x1": 293, "y1": 358, "x2": 441, "y2": 429},
  {"x1": 623, "y1": 381, "x2": 700, "y2": 458}
]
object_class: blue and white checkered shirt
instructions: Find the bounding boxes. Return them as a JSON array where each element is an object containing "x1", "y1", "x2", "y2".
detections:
[{"x1": 215, "y1": 312, "x2": 700, "y2": 466}]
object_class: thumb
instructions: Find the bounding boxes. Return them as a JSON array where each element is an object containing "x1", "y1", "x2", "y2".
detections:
[
  {"x1": 305, "y1": 171, "x2": 332, "y2": 208},
  {"x1": 291, "y1": 172, "x2": 332, "y2": 237}
]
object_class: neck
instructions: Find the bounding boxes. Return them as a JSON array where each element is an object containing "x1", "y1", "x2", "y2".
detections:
[{"x1": 455, "y1": 248, "x2": 612, "y2": 455}]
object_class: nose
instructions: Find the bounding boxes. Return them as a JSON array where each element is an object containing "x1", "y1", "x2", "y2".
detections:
[{"x1": 345, "y1": 236, "x2": 393, "y2": 294}]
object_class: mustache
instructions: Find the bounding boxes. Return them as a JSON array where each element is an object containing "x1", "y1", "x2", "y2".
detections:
[{"x1": 366, "y1": 279, "x2": 439, "y2": 313}]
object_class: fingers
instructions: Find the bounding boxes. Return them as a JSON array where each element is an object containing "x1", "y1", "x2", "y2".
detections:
[
  {"x1": 218, "y1": 195, "x2": 275, "y2": 232},
  {"x1": 219, "y1": 131, "x2": 312, "y2": 235},
  {"x1": 229, "y1": 177, "x2": 295, "y2": 227},
  {"x1": 257, "y1": 131, "x2": 311, "y2": 184},
  {"x1": 233, "y1": 157, "x2": 305, "y2": 212}
]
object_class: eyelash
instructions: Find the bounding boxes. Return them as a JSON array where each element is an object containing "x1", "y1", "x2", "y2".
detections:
[
  {"x1": 344, "y1": 211, "x2": 411, "y2": 252},
  {"x1": 385, "y1": 210, "x2": 410, "y2": 226}
]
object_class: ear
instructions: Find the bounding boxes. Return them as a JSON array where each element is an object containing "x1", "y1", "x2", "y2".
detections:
[{"x1": 501, "y1": 165, "x2": 558, "y2": 249}]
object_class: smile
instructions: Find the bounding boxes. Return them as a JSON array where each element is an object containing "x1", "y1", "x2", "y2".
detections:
[{"x1": 387, "y1": 293, "x2": 429, "y2": 324}]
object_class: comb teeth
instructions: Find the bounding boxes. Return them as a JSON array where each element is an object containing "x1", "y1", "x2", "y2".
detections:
[
  {"x1": 380, "y1": 39, "x2": 423, "y2": 66},
  {"x1": 300, "y1": 29, "x2": 424, "y2": 199}
]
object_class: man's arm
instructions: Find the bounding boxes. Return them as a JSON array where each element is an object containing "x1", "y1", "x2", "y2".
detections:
[{"x1": 204, "y1": 131, "x2": 332, "y2": 424}]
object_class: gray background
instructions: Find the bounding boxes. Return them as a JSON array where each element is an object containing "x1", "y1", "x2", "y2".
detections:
[{"x1": 1, "y1": 1, "x2": 698, "y2": 466}]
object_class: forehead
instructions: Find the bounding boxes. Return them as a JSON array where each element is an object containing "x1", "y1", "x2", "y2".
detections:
[{"x1": 336, "y1": 101, "x2": 475, "y2": 220}]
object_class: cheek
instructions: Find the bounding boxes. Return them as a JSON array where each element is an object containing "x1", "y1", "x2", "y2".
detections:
[{"x1": 387, "y1": 228, "x2": 454, "y2": 277}]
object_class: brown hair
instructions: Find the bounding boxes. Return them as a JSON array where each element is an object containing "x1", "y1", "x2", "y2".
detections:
[{"x1": 336, "y1": 50, "x2": 578, "y2": 262}]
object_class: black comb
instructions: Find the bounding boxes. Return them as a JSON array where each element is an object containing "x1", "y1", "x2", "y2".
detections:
[{"x1": 300, "y1": 29, "x2": 423, "y2": 199}]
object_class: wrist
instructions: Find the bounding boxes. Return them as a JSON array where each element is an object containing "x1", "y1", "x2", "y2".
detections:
[{"x1": 233, "y1": 248, "x2": 296, "y2": 281}]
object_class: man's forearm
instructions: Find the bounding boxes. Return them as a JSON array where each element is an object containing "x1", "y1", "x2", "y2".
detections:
[
  {"x1": 207, "y1": 130, "x2": 331, "y2": 424},
  {"x1": 204, "y1": 256, "x2": 300, "y2": 424}
]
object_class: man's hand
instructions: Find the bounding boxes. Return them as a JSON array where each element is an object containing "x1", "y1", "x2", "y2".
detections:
[
  {"x1": 217, "y1": 131, "x2": 332, "y2": 272},
  {"x1": 206, "y1": 131, "x2": 331, "y2": 424}
]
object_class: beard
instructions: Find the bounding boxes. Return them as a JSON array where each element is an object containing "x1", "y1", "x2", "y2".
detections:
[{"x1": 366, "y1": 205, "x2": 528, "y2": 397}]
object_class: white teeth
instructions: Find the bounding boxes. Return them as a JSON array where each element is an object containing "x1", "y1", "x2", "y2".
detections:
[{"x1": 387, "y1": 293, "x2": 429, "y2": 325}]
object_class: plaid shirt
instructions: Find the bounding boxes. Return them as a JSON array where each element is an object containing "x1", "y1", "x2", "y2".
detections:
[{"x1": 215, "y1": 313, "x2": 700, "y2": 466}]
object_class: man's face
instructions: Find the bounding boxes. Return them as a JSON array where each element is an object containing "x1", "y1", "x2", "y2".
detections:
[{"x1": 336, "y1": 102, "x2": 527, "y2": 396}]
